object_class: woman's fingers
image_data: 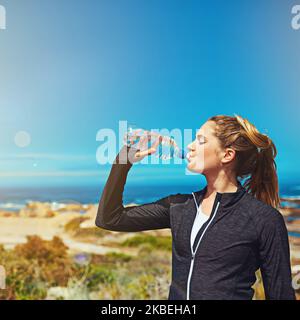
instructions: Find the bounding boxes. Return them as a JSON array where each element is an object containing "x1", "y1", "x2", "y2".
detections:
[
  {"x1": 134, "y1": 135, "x2": 162, "y2": 159},
  {"x1": 144, "y1": 135, "x2": 162, "y2": 155},
  {"x1": 134, "y1": 150, "x2": 149, "y2": 158},
  {"x1": 149, "y1": 135, "x2": 162, "y2": 154}
]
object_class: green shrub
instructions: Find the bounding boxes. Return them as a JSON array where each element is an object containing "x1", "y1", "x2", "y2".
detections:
[
  {"x1": 105, "y1": 252, "x2": 132, "y2": 263},
  {"x1": 121, "y1": 235, "x2": 172, "y2": 251},
  {"x1": 64, "y1": 217, "x2": 110, "y2": 239},
  {"x1": 72, "y1": 227, "x2": 110, "y2": 238},
  {"x1": 85, "y1": 264, "x2": 116, "y2": 291},
  {"x1": 0, "y1": 235, "x2": 83, "y2": 300},
  {"x1": 64, "y1": 217, "x2": 89, "y2": 233},
  {"x1": 137, "y1": 243, "x2": 153, "y2": 256}
]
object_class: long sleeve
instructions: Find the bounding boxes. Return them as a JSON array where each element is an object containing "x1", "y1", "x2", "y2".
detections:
[
  {"x1": 258, "y1": 209, "x2": 296, "y2": 300},
  {"x1": 95, "y1": 145, "x2": 174, "y2": 232}
]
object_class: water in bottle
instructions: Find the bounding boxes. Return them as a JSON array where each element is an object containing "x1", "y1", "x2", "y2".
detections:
[{"x1": 123, "y1": 126, "x2": 187, "y2": 160}]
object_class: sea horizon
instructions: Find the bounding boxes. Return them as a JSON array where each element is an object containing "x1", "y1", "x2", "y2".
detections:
[{"x1": 0, "y1": 179, "x2": 299, "y2": 212}]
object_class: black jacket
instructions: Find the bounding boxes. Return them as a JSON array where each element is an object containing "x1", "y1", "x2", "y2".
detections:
[{"x1": 95, "y1": 146, "x2": 296, "y2": 300}]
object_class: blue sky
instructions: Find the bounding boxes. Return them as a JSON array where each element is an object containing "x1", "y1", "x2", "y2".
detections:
[{"x1": 0, "y1": 0, "x2": 300, "y2": 188}]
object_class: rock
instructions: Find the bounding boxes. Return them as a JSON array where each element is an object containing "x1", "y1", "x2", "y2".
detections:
[
  {"x1": 0, "y1": 210, "x2": 18, "y2": 218},
  {"x1": 19, "y1": 202, "x2": 57, "y2": 218}
]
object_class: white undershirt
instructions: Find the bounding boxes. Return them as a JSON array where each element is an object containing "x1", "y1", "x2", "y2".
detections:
[{"x1": 190, "y1": 202, "x2": 210, "y2": 250}]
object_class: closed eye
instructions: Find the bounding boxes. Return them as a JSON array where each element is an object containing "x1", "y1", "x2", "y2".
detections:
[{"x1": 197, "y1": 137, "x2": 205, "y2": 144}]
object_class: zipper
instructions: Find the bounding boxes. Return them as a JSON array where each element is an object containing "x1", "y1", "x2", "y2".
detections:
[
  {"x1": 186, "y1": 196, "x2": 220, "y2": 300},
  {"x1": 186, "y1": 252, "x2": 195, "y2": 300}
]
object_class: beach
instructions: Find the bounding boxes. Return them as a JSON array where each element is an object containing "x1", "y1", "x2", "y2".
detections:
[{"x1": 0, "y1": 202, "x2": 170, "y2": 254}]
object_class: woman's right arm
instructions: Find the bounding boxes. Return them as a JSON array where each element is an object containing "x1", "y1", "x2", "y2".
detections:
[{"x1": 95, "y1": 145, "x2": 177, "y2": 232}]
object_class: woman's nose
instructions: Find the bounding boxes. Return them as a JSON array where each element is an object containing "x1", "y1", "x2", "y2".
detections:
[{"x1": 187, "y1": 142, "x2": 194, "y2": 151}]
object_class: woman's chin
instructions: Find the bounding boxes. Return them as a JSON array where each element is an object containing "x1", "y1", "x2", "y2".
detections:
[
  {"x1": 186, "y1": 163, "x2": 196, "y2": 172},
  {"x1": 186, "y1": 163, "x2": 203, "y2": 174}
]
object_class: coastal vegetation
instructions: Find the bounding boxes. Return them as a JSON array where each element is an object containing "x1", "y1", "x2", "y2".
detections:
[{"x1": 0, "y1": 200, "x2": 299, "y2": 300}]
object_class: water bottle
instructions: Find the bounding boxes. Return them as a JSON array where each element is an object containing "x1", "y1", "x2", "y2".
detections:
[{"x1": 123, "y1": 125, "x2": 187, "y2": 160}]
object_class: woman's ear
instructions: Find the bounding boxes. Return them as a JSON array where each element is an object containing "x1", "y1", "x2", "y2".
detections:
[{"x1": 221, "y1": 147, "x2": 236, "y2": 164}]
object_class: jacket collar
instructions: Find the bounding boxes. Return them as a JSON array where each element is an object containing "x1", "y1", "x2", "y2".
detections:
[{"x1": 192, "y1": 179, "x2": 246, "y2": 211}]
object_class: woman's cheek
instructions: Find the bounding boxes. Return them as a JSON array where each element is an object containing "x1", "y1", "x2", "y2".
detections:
[{"x1": 187, "y1": 158, "x2": 205, "y2": 173}]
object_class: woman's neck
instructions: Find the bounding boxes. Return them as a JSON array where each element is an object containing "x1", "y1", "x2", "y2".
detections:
[{"x1": 205, "y1": 174, "x2": 238, "y2": 196}]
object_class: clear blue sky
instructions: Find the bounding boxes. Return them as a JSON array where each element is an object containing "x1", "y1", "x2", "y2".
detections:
[{"x1": 0, "y1": 0, "x2": 299, "y2": 187}]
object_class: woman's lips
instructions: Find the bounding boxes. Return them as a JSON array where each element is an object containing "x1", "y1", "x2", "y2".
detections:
[{"x1": 186, "y1": 152, "x2": 193, "y2": 162}]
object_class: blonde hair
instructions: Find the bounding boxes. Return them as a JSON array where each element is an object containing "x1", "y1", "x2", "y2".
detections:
[{"x1": 208, "y1": 114, "x2": 280, "y2": 209}]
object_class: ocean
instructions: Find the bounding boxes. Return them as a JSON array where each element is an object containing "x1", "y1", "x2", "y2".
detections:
[
  {"x1": 0, "y1": 183, "x2": 200, "y2": 211},
  {"x1": 0, "y1": 180, "x2": 299, "y2": 211}
]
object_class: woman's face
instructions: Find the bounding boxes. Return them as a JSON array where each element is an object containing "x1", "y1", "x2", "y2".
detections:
[{"x1": 186, "y1": 121, "x2": 230, "y2": 175}]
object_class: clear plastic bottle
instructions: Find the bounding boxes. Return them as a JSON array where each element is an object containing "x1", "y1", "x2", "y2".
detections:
[{"x1": 123, "y1": 125, "x2": 187, "y2": 160}]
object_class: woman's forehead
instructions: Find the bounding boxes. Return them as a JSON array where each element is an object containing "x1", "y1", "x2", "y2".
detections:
[{"x1": 196, "y1": 121, "x2": 216, "y2": 138}]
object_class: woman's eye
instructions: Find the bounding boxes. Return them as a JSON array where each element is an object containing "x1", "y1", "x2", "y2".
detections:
[{"x1": 198, "y1": 138, "x2": 205, "y2": 144}]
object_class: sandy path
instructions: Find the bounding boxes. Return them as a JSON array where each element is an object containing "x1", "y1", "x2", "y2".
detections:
[{"x1": 0, "y1": 216, "x2": 138, "y2": 256}]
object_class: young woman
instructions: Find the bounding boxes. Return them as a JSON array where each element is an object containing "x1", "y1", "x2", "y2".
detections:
[{"x1": 95, "y1": 114, "x2": 296, "y2": 300}]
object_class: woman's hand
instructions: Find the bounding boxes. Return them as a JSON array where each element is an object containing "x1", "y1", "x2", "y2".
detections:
[{"x1": 129, "y1": 132, "x2": 162, "y2": 163}]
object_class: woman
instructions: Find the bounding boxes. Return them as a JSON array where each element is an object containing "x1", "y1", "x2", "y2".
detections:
[{"x1": 95, "y1": 114, "x2": 296, "y2": 300}]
